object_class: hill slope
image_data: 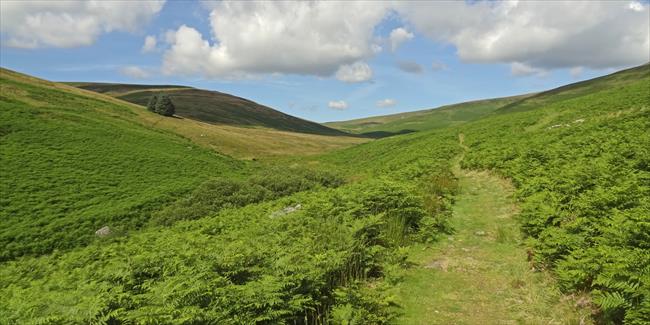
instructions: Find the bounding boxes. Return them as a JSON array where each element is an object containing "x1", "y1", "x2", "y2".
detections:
[
  {"x1": 325, "y1": 94, "x2": 530, "y2": 136},
  {"x1": 317, "y1": 62, "x2": 650, "y2": 323},
  {"x1": 1, "y1": 63, "x2": 648, "y2": 324},
  {"x1": 496, "y1": 63, "x2": 650, "y2": 114},
  {"x1": 0, "y1": 68, "x2": 245, "y2": 260},
  {"x1": 72, "y1": 82, "x2": 349, "y2": 136},
  {"x1": 456, "y1": 64, "x2": 650, "y2": 324},
  {"x1": 328, "y1": 63, "x2": 650, "y2": 136},
  {"x1": 62, "y1": 81, "x2": 365, "y2": 159}
]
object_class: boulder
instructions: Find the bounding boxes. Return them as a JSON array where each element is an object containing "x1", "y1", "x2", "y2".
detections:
[
  {"x1": 95, "y1": 226, "x2": 111, "y2": 237},
  {"x1": 269, "y1": 204, "x2": 302, "y2": 218}
]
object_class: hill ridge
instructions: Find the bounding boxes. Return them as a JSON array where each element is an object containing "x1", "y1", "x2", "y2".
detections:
[
  {"x1": 71, "y1": 81, "x2": 351, "y2": 137},
  {"x1": 326, "y1": 63, "x2": 649, "y2": 136}
]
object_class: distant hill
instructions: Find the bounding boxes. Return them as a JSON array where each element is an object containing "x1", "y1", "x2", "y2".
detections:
[
  {"x1": 327, "y1": 63, "x2": 650, "y2": 136},
  {"x1": 496, "y1": 62, "x2": 650, "y2": 114},
  {"x1": 2, "y1": 63, "x2": 649, "y2": 324},
  {"x1": 325, "y1": 94, "x2": 530, "y2": 136},
  {"x1": 70, "y1": 82, "x2": 350, "y2": 137},
  {"x1": 0, "y1": 68, "x2": 366, "y2": 261},
  {"x1": 321, "y1": 62, "x2": 650, "y2": 325}
]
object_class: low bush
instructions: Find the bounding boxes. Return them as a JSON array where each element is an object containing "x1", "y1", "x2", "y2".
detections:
[
  {"x1": 0, "y1": 177, "x2": 448, "y2": 323},
  {"x1": 461, "y1": 78, "x2": 650, "y2": 323},
  {"x1": 152, "y1": 167, "x2": 344, "y2": 226}
]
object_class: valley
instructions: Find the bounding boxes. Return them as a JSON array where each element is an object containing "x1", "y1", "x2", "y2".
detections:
[{"x1": 1, "y1": 63, "x2": 648, "y2": 324}]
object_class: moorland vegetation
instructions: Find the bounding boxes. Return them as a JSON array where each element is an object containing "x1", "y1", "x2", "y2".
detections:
[{"x1": 0, "y1": 63, "x2": 648, "y2": 323}]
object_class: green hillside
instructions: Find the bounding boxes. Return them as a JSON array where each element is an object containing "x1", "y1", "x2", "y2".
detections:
[
  {"x1": 1, "y1": 69, "x2": 463, "y2": 323},
  {"x1": 0, "y1": 68, "x2": 247, "y2": 260},
  {"x1": 456, "y1": 65, "x2": 650, "y2": 323},
  {"x1": 496, "y1": 63, "x2": 650, "y2": 114},
  {"x1": 1, "y1": 63, "x2": 648, "y2": 324},
  {"x1": 329, "y1": 64, "x2": 649, "y2": 138},
  {"x1": 325, "y1": 94, "x2": 530, "y2": 136},
  {"x1": 72, "y1": 82, "x2": 350, "y2": 137},
  {"x1": 319, "y1": 63, "x2": 650, "y2": 323}
]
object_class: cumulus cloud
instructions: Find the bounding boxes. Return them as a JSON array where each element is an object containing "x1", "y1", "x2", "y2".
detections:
[
  {"x1": 161, "y1": 1, "x2": 648, "y2": 79},
  {"x1": 397, "y1": 61, "x2": 424, "y2": 74},
  {"x1": 141, "y1": 35, "x2": 157, "y2": 53},
  {"x1": 389, "y1": 27, "x2": 414, "y2": 52},
  {"x1": 629, "y1": 1, "x2": 644, "y2": 12},
  {"x1": 396, "y1": 1, "x2": 650, "y2": 70},
  {"x1": 0, "y1": 0, "x2": 165, "y2": 48},
  {"x1": 163, "y1": 1, "x2": 390, "y2": 78},
  {"x1": 328, "y1": 100, "x2": 348, "y2": 110},
  {"x1": 119, "y1": 66, "x2": 151, "y2": 79},
  {"x1": 335, "y1": 61, "x2": 373, "y2": 83},
  {"x1": 510, "y1": 62, "x2": 547, "y2": 77},
  {"x1": 376, "y1": 98, "x2": 397, "y2": 108}
]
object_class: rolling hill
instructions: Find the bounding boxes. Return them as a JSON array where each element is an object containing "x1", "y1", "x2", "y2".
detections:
[
  {"x1": 1, "y1": 63, "x2": 648, "y2": 323},
  {"x1": 325, "y1": 94, "x2": 530, "y2": 136},
  {"x1": 70, "y1": 82, "x2": 350, "y2": 137},
  {"x1": 54, "y1": 80, "x2": 365, "y2": 159},
  {"x1": 327, "y1": 63, "x2": 650, "y2": 136},
  {"x1": 0, "y1": 67, "x2": 245, "y2": 260},
  {"x1": 0, "y1": 67, "x2": 364, "y2": 261},
  {"x1": 318, "y1": 62, "x2": 650, "y2": 323},
  {"x1": 495, "y1": 62, "x2": 650, "y2": 114}
]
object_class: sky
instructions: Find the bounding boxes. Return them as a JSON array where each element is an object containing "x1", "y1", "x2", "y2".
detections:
[{"x1": 1, "y1": 1, "x2": 649, "y2": 123}]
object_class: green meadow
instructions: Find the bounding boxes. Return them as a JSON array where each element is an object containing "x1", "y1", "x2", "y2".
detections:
[{"x1": 1, "y1": 63, "x2": 648, "y2": 324}]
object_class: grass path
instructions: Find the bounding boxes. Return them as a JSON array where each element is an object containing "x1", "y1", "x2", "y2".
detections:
[{"x1": 391, "y1": 135, "x2": 590, "y2": 324}]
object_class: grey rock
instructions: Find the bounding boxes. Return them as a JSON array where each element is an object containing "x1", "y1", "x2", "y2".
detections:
[
  {"x1": 270, "y1": 204, "x2": 302, "y2": 218},
  {"x1": 95, "y1": 226, "x2": 111, "y2": 237}
]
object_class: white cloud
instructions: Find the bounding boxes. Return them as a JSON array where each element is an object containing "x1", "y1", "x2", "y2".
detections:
[
  {"x1": 389, "y1": 27, "x2": 414, "y2": 52},
  {"x1": 119, "y1": 66, "x2": 151, "y2": 79},
  {"x1": 335, "y1": 61, "x2": 373, "y2": 83},
  {"x1": 163, "y1": 1, "x2": 390, "y2": 79},
  {"x1": 141, "y1": 35, "x2": 157, "y2": 53},
  {"x1": 397, "y1": 61, "x2": 424, "y2": 74},
  {"x1": 0, "y1": 0, "x2": 165, "y2": 48},
  {"x1": 328, "y1": 100, "x2": 348, "y2": 110},
  {"x1": 396, "y1": 1, "x2": 650, "y2": 70},
  {"x1": 629, "y1": 2, "x2": 644, "y2": 12},
  {"x1": 510, "y1": 62, "x2": 547, "y2": 77},
  {"x1": 376, "y1": 98, "x2": 396, "y2": 108}
]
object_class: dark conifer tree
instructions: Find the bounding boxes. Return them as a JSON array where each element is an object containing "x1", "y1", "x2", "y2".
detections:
[{"x1": 155, "y1": 94, "x2": 176, "y2": 116}]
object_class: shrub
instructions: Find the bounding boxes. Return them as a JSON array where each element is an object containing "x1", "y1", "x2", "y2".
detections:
[{"x1": 146, "y1": 94, "x2": 157, "y2": 112}]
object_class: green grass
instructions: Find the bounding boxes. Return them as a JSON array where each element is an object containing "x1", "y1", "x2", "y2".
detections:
[
  {"x1": 497, "y1": 63, "x2": 650, "y2": 114},
  {"x1": 0, "y1": 68, "x2": 245, "y2": 260},
  {"x1": 323, "y1": 63, "x2": 650, "y2": 323},
  {"x1": 72, "y1": 82, "x2": 350, "y2": 137},
  {"x1": 325, "y1": 94, "x2": 529, "y2": 136},
  {"x1": 392, "y1": 166, "x2": 589, "y2": 324},
  {"x1": 458, "y1": 65, "x2": 650, "y2": 323},
  {"x1": 1, "y1": 63, "x2": 649, "y2": 323},
  {"x1": 1, "y1": 68, "x2": 461, "y2": 323}
]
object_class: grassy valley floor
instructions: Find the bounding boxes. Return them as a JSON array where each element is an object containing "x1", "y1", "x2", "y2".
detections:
[{"x1": 393, "y1": 144, "x2": 592, "y2": 324}]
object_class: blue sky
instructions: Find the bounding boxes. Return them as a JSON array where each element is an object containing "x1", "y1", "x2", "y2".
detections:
[{"x1": 1, "y1": 1, "x2": 648, "y2": 123}]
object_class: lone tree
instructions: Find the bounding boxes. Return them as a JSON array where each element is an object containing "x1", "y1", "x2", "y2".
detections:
[
  {"x1": 147, "y1": 94, "x2": 176, "y2": 117},
  {"x1": 155, "y1": 94, "x2": 176, "y2": 116},
  {"x1": 146, "y1": 94, "x2": 158, "y2": 112}
]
